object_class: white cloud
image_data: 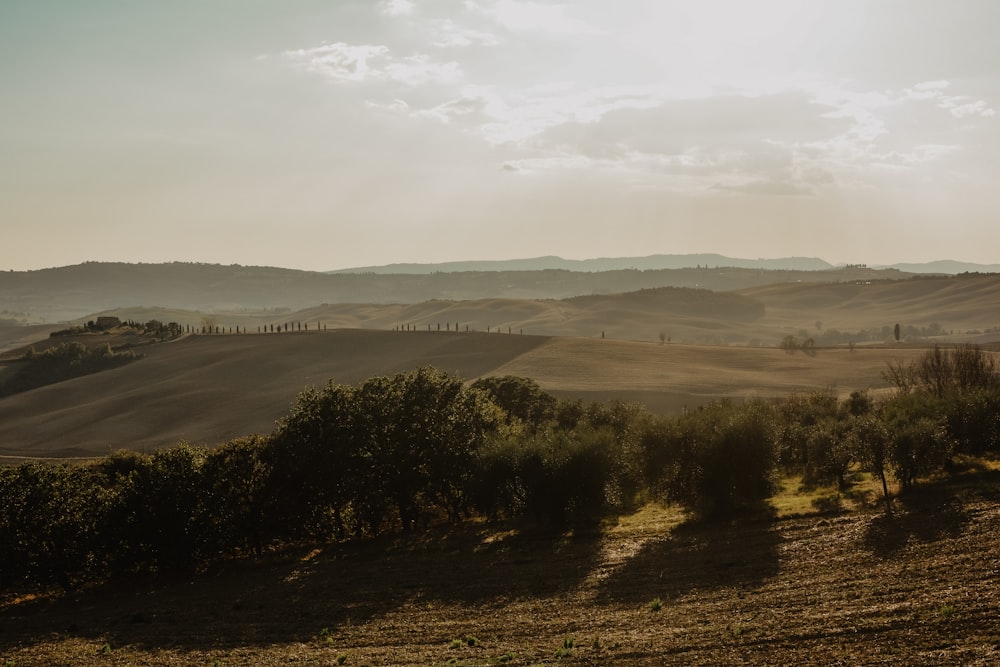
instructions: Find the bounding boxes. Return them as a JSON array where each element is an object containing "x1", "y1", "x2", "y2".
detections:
[
  {"x1": 380, "y1": 0, "x2": 415, "y2": 17},
  {"x1": 914, "y1": 80, "x2": 950, "y2": 92},
  {"x1": 946, "y1": 99, "x2": 996, "y2": 118},
  {"x1": 384, "y1": 54, "x2": 461, "y2": 85},
  {"x1": 414, "y1": 95, "x2": 487, "y2": 124},
  {"x1": 365, "y1": 98, "x2": 412, "y2": 113},
  {"x1": 429, "y1": 19, "x2": 500, "y2": 48},
  {"x1": 285, "y1": 43, "x2": 460, "y2": 86},
  {"x1": 282, "y1": 6, "x2": 995, "y2": 200},
  {"x1": 468, "y1": 0, "x2": 605, "y2": 35},
  {"x1": 286, "y1": 43, "x2": 390, "y2": 82}
]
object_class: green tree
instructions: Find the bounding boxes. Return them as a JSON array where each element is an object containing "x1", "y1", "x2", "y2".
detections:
[
  {"x1": 201, "y1": 436, "x2": 272, "y2": 556},
  {"x1": 851, "y1": 413, "x2": 892, "y2": 507},
  {"x1": 882, "y1": 394, "x2": 952, "y2": 491},
  {"x1": 665, "y1": 400, "x2": 779, "y2": 519},
  {"x1": 470, "y1": 375, "x2": 557, "y2": 429}
]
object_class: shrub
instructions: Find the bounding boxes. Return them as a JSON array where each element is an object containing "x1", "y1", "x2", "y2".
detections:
[
  {"x1": 665, "y1": 400, "x2": 779, "y2": 519},
  {"x1": 882, "y1": 394, "x2": 953, "y2": 490}
]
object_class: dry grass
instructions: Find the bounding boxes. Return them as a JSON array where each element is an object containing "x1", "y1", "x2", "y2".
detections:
[
  {"x1": 0, "y1": 327, "x2": 953, "y2": 458},
  {"x1": 3, "y1": 471, "x2": 999, "y2": 666}
]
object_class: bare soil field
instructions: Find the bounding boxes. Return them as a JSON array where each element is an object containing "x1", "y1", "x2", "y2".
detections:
[
  {"x1": 0, "y1": 330, "x2": 930, "y2": 458},
  {"x1": 2, "y1": 482, "x2": 998, "y2": 666}
]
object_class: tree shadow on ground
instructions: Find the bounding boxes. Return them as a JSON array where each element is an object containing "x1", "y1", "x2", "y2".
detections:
[
  {"x1": 595, "y1": 510, "x2": 783, "y2": 606},
  {"x1": 0, "y1": 520, "x2": 604, "y2": 653},
  {"x1": 861, "y1": 465, "x2": 1000, "y2": 558},
  {"x1": 863, "y1": 496, "x2": 969, "y2": 558}
]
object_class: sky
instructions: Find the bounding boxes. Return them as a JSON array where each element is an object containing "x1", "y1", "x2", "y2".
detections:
[{"x1": 1, "y1": 0, "x2": 998, "y2": 271}]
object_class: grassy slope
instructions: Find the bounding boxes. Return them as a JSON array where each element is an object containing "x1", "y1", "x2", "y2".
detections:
[
  {"x1": 0, "y1": 330, "x2": 930, "y2": 458},
  {"x1": 0, "y1": 330, "x2": 548, "y2": 458},
  {"x1": 738, "y1": 274, "x2": 1000, "y2": 334}
]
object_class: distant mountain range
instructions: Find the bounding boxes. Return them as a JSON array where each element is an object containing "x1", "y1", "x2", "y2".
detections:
[
  {"x1": 331, "y1": 254, "x2": 1000, "y2": 275},
  {"x1": 330, "y1": 254, "x2": 835, "y2": 273}
]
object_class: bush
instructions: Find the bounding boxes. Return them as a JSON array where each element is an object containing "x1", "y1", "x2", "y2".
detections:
[
  {"x1": 471, "y1": 426, "x2": 621, "y2": 526},
  {"x1": 0, "y1": 462, "x2": 116, "y2": 589},
  {"x1": 665, "y1": 400, "x2": 778, "y2": 519},
  {"x1": 870, "y1": 392, "x2": 951, "y2": 491}
]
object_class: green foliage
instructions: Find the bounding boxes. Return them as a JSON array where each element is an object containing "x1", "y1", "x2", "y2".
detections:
[
  {"x1": 939, "y1": 387, "x2": 1000, "y2": 454},
  {"x1": 850, "y1": 413, "x2": 892, "y2": 503},
  {"x1": 126, "y1": 444, "x2": 210, "y2": 571},
  {"x1": 201, "y1": 436, "x2": 271, "y2": 555},
  {"x1": 553, "y1": 636, "x2": 575, "y2": 658},
  {"x1": 660, "y1": 400, "x2": 779, "y2": 519},
  {"x1": 775, "y1": 391, "x2": 839, "y2": 473},
  {"x1": 268, "y1": 367, "x2": 505, "y2": 537},
  {"x1": 0, "y1": 462, "x2": 116, "y2": 588},
  {"x1": 4, "y1": 361, "x2": 995, "y2": 594},
  {"x1": 470, "y1": 375, "x2": 557, "y2": 429},
  {"x1": 891, "y1": 419, "x2": 950, "y2": 491},
  {"x1": 0, "y1": 341, "x2": 139, "y2": 396},
  {"x1": 472, "y1": 426, "x2": 618, "y2": 524}
]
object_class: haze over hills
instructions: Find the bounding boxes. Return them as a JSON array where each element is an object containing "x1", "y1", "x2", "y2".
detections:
[
  {"x1": 331, "y1": 255, "x2": 1000, "y2": 275},
  {"x1": 329, "y1": 254, "x2": 836, "y2": 274},
  {"x1": 3, "y1": 266, "x2": 1000, "y2": 457},
  {"x1": 0, "y1": 260, "x2": 914, "y2": 324}
]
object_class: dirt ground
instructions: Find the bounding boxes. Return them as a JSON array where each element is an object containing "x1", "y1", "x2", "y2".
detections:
[{"x1": 3, "y1": 482, "x2": 998, "y2": 666}]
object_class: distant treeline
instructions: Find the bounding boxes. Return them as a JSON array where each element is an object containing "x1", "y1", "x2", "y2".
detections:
[
  {"x1": 0, "y1": 260, "x2": 911, "y2": 322},
  {"x1": 2, "y1": 346, "x2": 999, "y2": 591},
  {"x1": 0, "y1": 342, "x2": 140, "y2": 398}
]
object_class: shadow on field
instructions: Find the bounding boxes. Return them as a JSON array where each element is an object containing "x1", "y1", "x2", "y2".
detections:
[
  {"x1": 595, "y1": 514, "x2": 782, "y2": 605},
  {"x1": 863, "y1": 496, "x2": 969, "y2": 558},
  {"x1": 0, "y1": 522, "x2": 603, "y2": 652}
]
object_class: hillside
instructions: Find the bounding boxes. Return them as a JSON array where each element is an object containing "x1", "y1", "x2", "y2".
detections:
[
  {"x1": 71, "y1": 273, "x2": 1000, "y2": 347},
  {"x1": 5, "y1": 263, "x2": 997, "y2": 347},
  {"x1": 0, "y1": 329, "x2": 931, "y2": 458},
  {"x1": 0, "y1": 330, "x2": 547, "y2": 458},
  {"x1": 0, "y1": 261, "x2": 910, "y2": 323},
  {"x1": 739, "y1": 273, "x2": 1000, "y2": 339},
  {"x1": 3, "y1": 272, "x2": 1000, "y2": 457}
]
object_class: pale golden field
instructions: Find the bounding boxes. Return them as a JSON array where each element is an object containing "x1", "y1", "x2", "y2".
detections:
[{"x1": 0, "y1": 329, "x2": 932, "y2": 459}]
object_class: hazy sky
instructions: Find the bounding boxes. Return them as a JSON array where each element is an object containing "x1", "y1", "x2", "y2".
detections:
[{"x1": 2, "y1": 1, "x2": 998, "y2": 271}]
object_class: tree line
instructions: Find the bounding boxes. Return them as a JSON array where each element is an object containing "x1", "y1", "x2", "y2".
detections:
[{"x1": 2, "y1": 345, "x2": 998, "y2": 591}]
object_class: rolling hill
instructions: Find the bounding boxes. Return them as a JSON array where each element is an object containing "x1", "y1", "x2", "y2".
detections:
[
  {"x1": 0, "y1": 261, "x2": 910, "y2": 324},
  {"x1": 2, "y1": 271, "x2": 1000, "y2": 458},
  {"x1": 0, "y1": 329, "x2": 932, "y2": 459},
  {"x1": 54, "y1": 272, "x2": 1000, "y2": 347}
]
